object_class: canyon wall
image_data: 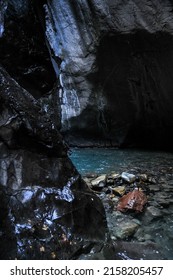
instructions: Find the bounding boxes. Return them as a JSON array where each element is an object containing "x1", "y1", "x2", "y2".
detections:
[
  {"x1": 45, "y1": 0, "x2": 173, "y2": 147},
  {"x1": 1, "y1": 0, "x2": 173, "y2": 259},
  {"x1": 0, "y1": 0, "x2": 108, "y2": 259}
]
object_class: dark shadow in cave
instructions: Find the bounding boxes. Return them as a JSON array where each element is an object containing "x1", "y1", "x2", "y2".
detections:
[
  {"x1": 0, "y1": 1, "x2": 56, "y2": 99},
  {"x1": 95, "y1": 31, "x2": 173, "y2": 149}
]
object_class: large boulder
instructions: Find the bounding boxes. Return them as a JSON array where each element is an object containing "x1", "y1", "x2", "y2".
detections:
[
  {"x1": 44, "y1": 0, "x2": 173, "y2": 148},
  {"x1": 0, "y1": 66, "x2": 108, "y2": 259}
]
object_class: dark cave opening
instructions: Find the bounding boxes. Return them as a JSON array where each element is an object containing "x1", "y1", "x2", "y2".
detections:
[{"x1": 96, "y1": 31, "x2": 173, "y2": 149}]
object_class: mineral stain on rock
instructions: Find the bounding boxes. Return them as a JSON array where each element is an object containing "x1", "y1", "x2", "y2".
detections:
[{"x1": 117, "y1": 190, "x2": 148, "y2": 213}]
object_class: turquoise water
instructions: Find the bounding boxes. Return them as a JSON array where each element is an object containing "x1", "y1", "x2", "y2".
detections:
[{"x1": 69, "y1": 148, "x2": 173, "y2": 175}]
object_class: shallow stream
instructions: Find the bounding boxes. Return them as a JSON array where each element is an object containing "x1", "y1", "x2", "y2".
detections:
[
  {"x1": 69, "y1": 148, "x2": 173, "y2": 175},
  {"x1": 70, "y1": 148, "x2": 173, "y2": 260}
]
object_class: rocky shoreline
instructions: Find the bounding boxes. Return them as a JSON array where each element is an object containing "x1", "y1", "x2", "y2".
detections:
[{"x1": 81, "y1": 165, "x2": 173, "y2": 259}]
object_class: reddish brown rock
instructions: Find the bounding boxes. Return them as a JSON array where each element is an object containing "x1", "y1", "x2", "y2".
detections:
[{"x1": 117, "y1": 190, "x2": 147, "y2": 213}]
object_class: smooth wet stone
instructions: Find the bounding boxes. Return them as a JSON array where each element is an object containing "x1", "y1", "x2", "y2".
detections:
[
  {"x1": 111, "y1": 173, "x2": 120, "y2": 180},
  {"x1": 91, "y1": 175, "x2": 107, "y2": 188},
  {"x1": 115, "y1": 221, "x2": 139, "y2": 240},
  {"x1": 111, "y1": 197, "x2": 119, "y2": 203},
  {"x1": 142, "y1": 206, "x2": 162, "y2": 223},
  {"x1": 148, "y1": 184, "x2": 160, "y2": 192},
  {"x1": 113, "y1": 241, "x2": 166, "y2": 260},
  {"x1": 134, "y1": 228, "x2": 152, "y2": 242},
  {"x1": 83, "y1": 177, "x2": 92, "y2": 187},
  {"x1": 139, "y1": 174, "x2": 148, "y2": 182},
  {"x1": 112, "y1": 186, "x2": 126, "y2": 196},
  {"x1": 121, "y1": 172, "x2": 136, "y2": 183}
]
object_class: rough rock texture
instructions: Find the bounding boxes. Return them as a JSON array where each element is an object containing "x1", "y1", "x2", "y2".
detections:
[
  {"x1": 0, "y1": 65, "x2": 108, "y2": 259},
  {"x1": 117, "y1": 189, "x2": 147, "y2": 212},
  {"x1": 0, "y1": 0, "x2": 7, "y2": 37},
  {"x1": 0, "y1": 1, "x2": 108, "y2": 259},
  {"x1": 0, "y1": 0, "x2": 56, "y2": 99},
  {"x1": 0, "y1": 65, "x2": 108, "y2": 260},
  {"x1": 45, "y1": 0, "x2": 173, "y2": 147}
]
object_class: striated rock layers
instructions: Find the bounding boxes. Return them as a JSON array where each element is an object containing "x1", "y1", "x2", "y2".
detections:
[
  {"x1": 0, "y1": 1, "x2": 107, "y2": 260},
  {"x1": 45, "y1": 0, "x2": 173, "y2": 148}
]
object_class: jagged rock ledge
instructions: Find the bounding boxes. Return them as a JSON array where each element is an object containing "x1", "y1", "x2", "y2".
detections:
[{"x1": 0, "y1": 66, "x2": 108, "y2": 259}]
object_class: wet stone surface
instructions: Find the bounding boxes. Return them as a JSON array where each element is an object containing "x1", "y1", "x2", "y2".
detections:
[
  {"x1": 0, "y1": 145, "x2": 108, "y2": 260},
  {"x1": 0, "y1": 66, "x2": 108, "y2": 260},
  {"x1": 83, "y1": 166, "x2": 173, "y2": 259}
]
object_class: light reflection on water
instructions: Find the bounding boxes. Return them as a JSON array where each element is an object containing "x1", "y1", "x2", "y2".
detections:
[{"x1": 69, "y1": 148, "x2": 173, "y2": 175}]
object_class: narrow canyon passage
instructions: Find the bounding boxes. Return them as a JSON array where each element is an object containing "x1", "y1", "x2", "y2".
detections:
[{"x1": 1, "y1": 0, "x2": 173, "y2": 261}]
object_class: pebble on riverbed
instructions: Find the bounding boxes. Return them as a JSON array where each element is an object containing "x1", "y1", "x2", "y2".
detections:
[
  {"x1": 115, "y1": 220, "x2": 140, "y2": 239},
  {"x1": 91, "y1": 174, "x2": 107, "y2": 189},
  {"x1": 121, "y1": 172, "x2": 136, "y2": 183}
]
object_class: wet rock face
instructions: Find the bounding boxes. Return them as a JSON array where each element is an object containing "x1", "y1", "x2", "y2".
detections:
[
  {"x1": 0, "y1": 67, "x2": 108, "y2": 259},
  {"x1": 0, "y1": 144, "x2": 107, "y2": 259},
  {"x1": 45, "y1": 0, "x2": 173, "y2": 147},
  {"x1": 0, "y1": 0, "x2": 7, "y2": 37},
  {"x1": 0, "y1": 2, "x2": 108, "y2": 258}
]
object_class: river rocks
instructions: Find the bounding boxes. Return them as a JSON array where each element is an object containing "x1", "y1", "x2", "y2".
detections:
[
  {"x1": 134, "y1": 228, "x2": 152, "y2": 242},
  {"x1": 121, "y1": 172, "x2": 136, "y2": 183},
  {"x1": 117, "y1": 190, "x2": 147, "y2": 213},
  {"x1": 113, "y1": 241, "x2": 166, "y2": 260},
  {"x1": 111, "y1": 173, "x2": 120, "y2": 180},
  {"x1": 112, "y1": 186, "x2": 126, "y2": 196},
  {"x1": 115, "y1": 221, "x2": 139, "y2": 240},
  {"x1": 91, "y1": 174, "x2": 107, "y2": 188},
  {"x1": 147, "y1": 184, "x2": 160, "y2": 192},
  {"x1": 142, "y1": 206, "x2": 162, "y2": 224},
  {"x1": 149, "y1": 192, "x2": 172, "y2": 208},
  {"x1": 83, "y1": 164, "x2": 173, "y2": 259}
]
